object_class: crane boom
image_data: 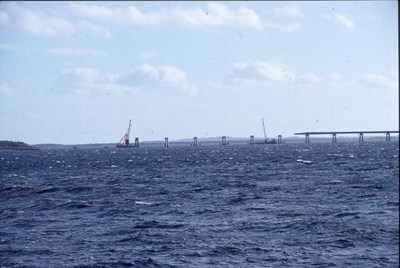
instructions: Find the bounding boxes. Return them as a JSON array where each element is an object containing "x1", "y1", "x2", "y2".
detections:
[
  {"x1": 126, "y1": 119, "x2": 131, "y2": 141},
  {"x1": 117, "y1": 119, "x2": 132, "y2": 146},
  {"x1": 262, "y1": 118, "x2": 267, "y2": 142}
]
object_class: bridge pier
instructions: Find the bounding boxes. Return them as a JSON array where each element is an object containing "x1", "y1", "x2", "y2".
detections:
[
  {"x1": 164, "y1": 137, "x2": 169, "y2": 147},
  {"x1": 221, "y1": 136, "x2": 228, "y2": 145},
  {"x1": 134, "y1": 137, "x2": 139, "y2": 147},
  {"x1": 249, "y1": 135, "x2": 255, "y2": 145},
  {"x1": 359, "y1": 133, "x2": 364, "y2": 142},
  {"x1": 386, "y1": 132, "x2": 390, "y2": 142},
  {"x1": 332, "y1": 133, "x2": 337, "y2": 143},
  {"x1": 278, "y1": 135, "x2": 282, "y2": 144},
  {"x1": 192, "y1": 137, "x2": 199, "y2": 146},
  {"x1": 305, "y1": 134, "x2": 310, "y2": 143}
]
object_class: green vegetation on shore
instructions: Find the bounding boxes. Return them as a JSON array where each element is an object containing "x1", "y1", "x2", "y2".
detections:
[{"x1": 0, "y1": 141, "x2": 39, "y2": 150}]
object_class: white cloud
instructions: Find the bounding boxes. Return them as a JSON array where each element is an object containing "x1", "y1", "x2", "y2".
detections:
[
  {"x1": 60, "y1": 68, "x2": 98, "y2": 88},
  {"x1": 59, "y1": 67, "x2": 120, "y2": 94},
  {"x1": 274, "y1": 6, "x2": 303, "y2": 18},
  {"x1": 48, "y1": 48, "x2": 106, "y2": 57},
  {"x1": 120, "y1": 63, "x2": 198, "y2": 94},
  {"x1": 61, "y1": 67, "x2": 117, "y2": 84},
  {"x1": 334, "y1": 14, "x2": 355, "y2": 31},
  {"x1": 0, "y1": 3, "x2": 110, "y2": 38},
  {"x1": 228, "y1": 62, "x2": 346, "y2": 88},
  {"x1": 70, "y1": 3, "x2": 139, "y2": 24},
  {"x1": 357, "y1": 74, "x2": 398, "y2": 91},
  {"x1": 1, "y1": 2, "x2": 297, "y2": 36},
  {"x1": 70, "y1": 2, "x2": 262, "y2": 29},
  {"x1": 59, "y1": 64, "x2": 198, "y2": 95},
  {"x1": 231, "y1": 61, "x2": 296, "y2": 83},
  {"x1": 9, "y1": 4, "x2": 77, "y2": 37},
  {"x1": 236, "y1": 6, "x2": 263, "y2": 29}
]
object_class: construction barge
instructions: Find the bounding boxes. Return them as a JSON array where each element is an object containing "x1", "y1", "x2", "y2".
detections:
[{"x1": 116, "y1": 119, "x2": 139, "y2": 148}]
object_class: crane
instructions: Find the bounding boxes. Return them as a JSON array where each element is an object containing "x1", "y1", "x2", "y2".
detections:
[
  {"x1": 117, "y1": 119, "x2": 132, "y2": 147},
  {"x1": 262, "y1": 118, "x2": 267, "y2": 142}
]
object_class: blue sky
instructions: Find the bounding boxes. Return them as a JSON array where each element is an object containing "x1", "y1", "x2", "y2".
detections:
[{"x1": 0, "y1": 1, "x2": 398, "y2": 144}]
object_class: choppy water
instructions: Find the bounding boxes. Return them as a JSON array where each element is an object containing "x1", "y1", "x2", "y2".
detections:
[{"x1": 1, "y1": 142, "x2": 399, "y2": 267}]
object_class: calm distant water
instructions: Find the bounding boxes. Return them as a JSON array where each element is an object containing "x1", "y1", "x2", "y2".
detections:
[{"x1": 1, "y1": 142, "x2": 399, "y2": 267}]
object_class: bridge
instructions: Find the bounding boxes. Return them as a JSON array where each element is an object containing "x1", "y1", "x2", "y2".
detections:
[{"x1": 294, "y1": 131, "x2": 399, "y2": 143}]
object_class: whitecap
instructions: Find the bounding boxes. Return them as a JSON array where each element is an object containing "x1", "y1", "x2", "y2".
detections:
[
  {"x1": 297, "y1": 159, "x2": 312, "y2": 164},
  {"x1": 135, "y1": 201, "x2": 152, "y2": 205}
]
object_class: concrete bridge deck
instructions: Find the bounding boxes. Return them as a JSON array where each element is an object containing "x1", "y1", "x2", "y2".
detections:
[{"x1": 294, "y1": 131, "x2": 399, "y2": 143}]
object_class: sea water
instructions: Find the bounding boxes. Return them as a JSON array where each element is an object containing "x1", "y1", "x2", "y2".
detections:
[{"x1": 1, "y1": 142, "x2": 398, "y2": 267}]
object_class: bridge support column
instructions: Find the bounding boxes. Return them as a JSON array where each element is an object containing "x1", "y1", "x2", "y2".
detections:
[
  {"x1": 222, "y1": 136, "x2": 227, "y2": 146},
  {"x1": 134, "y1": 137, "x2": 139, "y2": 147},
  {"x1": 249, "y1": 135, "x2": 255, "y2": 145},
  {"x1": 359, "y1": 133, "x2": 364, "y2": 142},
  {"x1": 332, "y1": 133, "x2": 337, "y2": 143},
  {"x1": 305, "y1": 134, "x2": 310, "y2": 143},
  {"x1": 278, "y1": 135, "x2": 282, "y2": 144},
  {"x1": 192, "y1": 137, "x2": 199, "y2": 146},
  {"x1": 164, "y1": 137, "x2": 169, "y2": 147},
  {"x1": 386, "y1": 132, "x2": 390, "y2": 142}
]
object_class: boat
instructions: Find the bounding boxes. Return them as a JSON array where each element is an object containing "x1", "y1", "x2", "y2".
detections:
[
  {"x1": 256, "y1": 118, "x2": 277, "y2": 144},
  {"x1": 116, "y1": 119, "x2": 134, "y2": 148}
]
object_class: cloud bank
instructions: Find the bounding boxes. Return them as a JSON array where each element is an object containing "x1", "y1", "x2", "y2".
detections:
[
  {"x1": 0, "y1": 3, "x2": 110, "y2": 38},
  {"x1": 0, "y1": 2, "x2": 307, "y2": 36},
  {"x1": 120, "y1": 64, "x2": 198, "y2": 94},
  {"x1": 59, "y1": 64, "x2": 197, "y2": 95},
  {"x1": 70, "y1": 2, "x2": 263, "y2": 29},
  {"x1": 230, "y1": 61, "x2": 296, "y2": 83}
]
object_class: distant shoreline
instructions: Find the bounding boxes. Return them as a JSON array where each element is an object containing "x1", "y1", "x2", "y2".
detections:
[
  {"x1": 32, "y1": 136, "x2": 398, "y2": 149},
  {"x1": 1, "y1": 135, "x2": 398, "y2": 151},
  {"x1": 0, "y1": 141, "x2": 40, "y2": 151}
]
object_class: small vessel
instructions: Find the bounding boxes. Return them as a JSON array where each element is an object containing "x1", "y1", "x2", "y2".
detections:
[
  {"x1": 116, "y1": 119, "x2": 133, "y2": 148},
  {"x1": 257, "y1": 118, "x2": 276, "y2": 144}
]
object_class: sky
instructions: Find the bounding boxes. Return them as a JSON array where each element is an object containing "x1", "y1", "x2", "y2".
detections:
[{"x1": 0, "y1": 1, "x2": 398, "y2": 144}]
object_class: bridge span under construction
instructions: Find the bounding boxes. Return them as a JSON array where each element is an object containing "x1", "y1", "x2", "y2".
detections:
[{"x1": 294, "y1": 131, "x2": 399, "y2": 143}]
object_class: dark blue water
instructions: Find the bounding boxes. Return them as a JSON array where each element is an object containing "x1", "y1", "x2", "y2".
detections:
[{"x1": 1, "y1": 142, "x2": 399, "y2": 267}]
